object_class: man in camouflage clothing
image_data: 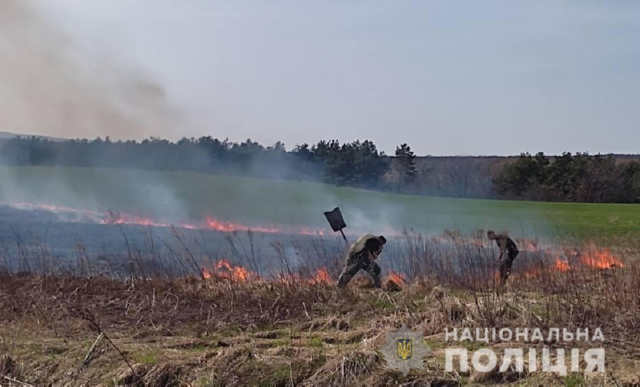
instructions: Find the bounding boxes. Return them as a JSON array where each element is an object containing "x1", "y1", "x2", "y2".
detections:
[
  {"x1": 487, "y1": 230, "x2": 519, "y2": 285},
  {"x1": 337, "y1": 234, "x2": 386, "y2": 288}
]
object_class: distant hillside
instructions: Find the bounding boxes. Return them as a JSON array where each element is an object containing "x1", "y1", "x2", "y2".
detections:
[{"x1": 1, "y1": 135, "x2": 638, "y2": 203}]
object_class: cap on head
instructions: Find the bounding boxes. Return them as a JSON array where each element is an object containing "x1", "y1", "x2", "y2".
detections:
[{"x1": 487, "y1": 230, "x2": 496, "y2": 239}]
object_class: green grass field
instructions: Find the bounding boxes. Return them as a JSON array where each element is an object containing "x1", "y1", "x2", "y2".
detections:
[{"x1": 1, "y1": 165, "x2": 639, "y2": 241}]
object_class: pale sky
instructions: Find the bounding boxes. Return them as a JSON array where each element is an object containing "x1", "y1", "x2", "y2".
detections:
[{"x1": 6, "y1": 1, "x2": 640, "y2": 155}]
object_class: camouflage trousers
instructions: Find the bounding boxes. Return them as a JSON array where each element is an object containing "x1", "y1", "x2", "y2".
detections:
[
  {"x1": 499, "y1": 249, "x2": 519, "y2": 284},
  {"x1": 337, "y1": 252, "x2": 381, "y2": 288}
]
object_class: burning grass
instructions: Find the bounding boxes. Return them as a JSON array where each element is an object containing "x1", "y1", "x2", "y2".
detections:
[
  {"x1": 200, "y1": 259, "x2": 333, "y2": 287},
  {"x1": 4, "y1": 201, "x2": 327, "y2": 236},
  {"x1": 202, "y1": 259, "x2": 255, "y2": 282},
  {"x1": 1, "y1": 230, "x2": 639, "y2": 385},
  {"x1": 1, "y1": 246, "x2": 639, "y2": 385}
]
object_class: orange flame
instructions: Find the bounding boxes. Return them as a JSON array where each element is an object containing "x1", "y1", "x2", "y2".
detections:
[
  {"x1": 309, "y1": 268, "x2": 332, "y2": 285},
  {"x1": 204, "y1": 217, "x2": 282, "y2": 234},
  {"x1": 385, "y1": 271, "x2": 406, "y2": 287},
  {"x1": 553, "y1": 259, "x2": 570, "y2": 272},
  {"x1": 580, "y1": 247, "x2": 624, "y2": 269},
  {"x1": 5, "y1": 201, "x2": 326, "y2": 236},
  {"x1": 204, "y1": 217, "x2": 242, "y2": 233},
  {"x1": 202, "y1": 259, "x2": 255, "y2": 282},
  {"x1": 546, "y1": 244, "x2": 623, "y2": 273}
]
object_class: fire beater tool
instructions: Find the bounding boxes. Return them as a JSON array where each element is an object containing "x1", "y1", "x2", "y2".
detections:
[{"x1": 323, "y1": 207, "x2": 348, "y2": 243}]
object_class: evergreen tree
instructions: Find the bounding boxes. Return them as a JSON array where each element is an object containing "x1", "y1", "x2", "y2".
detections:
[{"x1": 395, "y1": 143, "x2": 417, "y2": 185}]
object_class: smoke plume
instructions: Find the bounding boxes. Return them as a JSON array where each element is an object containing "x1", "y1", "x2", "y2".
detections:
[{"x1": 0, "y1": 0, "x2": 180, "y2": 139}]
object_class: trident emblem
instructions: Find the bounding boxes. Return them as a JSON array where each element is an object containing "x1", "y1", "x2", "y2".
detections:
[
  {"x1": 396, "y1": 338, "x2": 412, "y2": 360},
  {"x1": 381, "y1": 325, "x2": 429, "y2": 375}
]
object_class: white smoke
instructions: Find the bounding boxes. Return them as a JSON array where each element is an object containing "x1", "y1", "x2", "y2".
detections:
[{"x1": 0, "y1": 0, "x2": 181, "y2": 140}]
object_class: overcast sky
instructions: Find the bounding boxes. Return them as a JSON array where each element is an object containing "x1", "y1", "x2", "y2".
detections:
[{"x1": 6, "y1": 1, "x2": 640, "y2": 155}]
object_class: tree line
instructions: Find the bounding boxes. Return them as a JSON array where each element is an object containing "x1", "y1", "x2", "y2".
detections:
[
  {"x1": 0, "y1": 136, "x2": 417, "y2": 190},
  {"x1": 493, "y1": 152, "x2": 640, "y2": 203},
  {"x1": 2, "y1": 136, "x2": 638, "y2": 203}
]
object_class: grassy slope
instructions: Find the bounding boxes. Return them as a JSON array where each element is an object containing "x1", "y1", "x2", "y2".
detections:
[{"x1": 1, "y1": 165, "x2": 640, "y2": 240}]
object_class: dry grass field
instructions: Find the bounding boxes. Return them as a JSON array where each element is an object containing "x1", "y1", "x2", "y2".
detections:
[{"x1": 1, "y1": 235, "x2": 639, "y2": 386}]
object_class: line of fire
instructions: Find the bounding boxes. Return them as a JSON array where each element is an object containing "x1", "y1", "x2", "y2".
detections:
[{"x1": 0, "y1": 201, "x2": 624, "y2": 292}]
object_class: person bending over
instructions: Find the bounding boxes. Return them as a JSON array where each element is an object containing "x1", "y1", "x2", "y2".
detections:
[{"x1": 337, "y1": 234, "x2": 386, "y2": 288}]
